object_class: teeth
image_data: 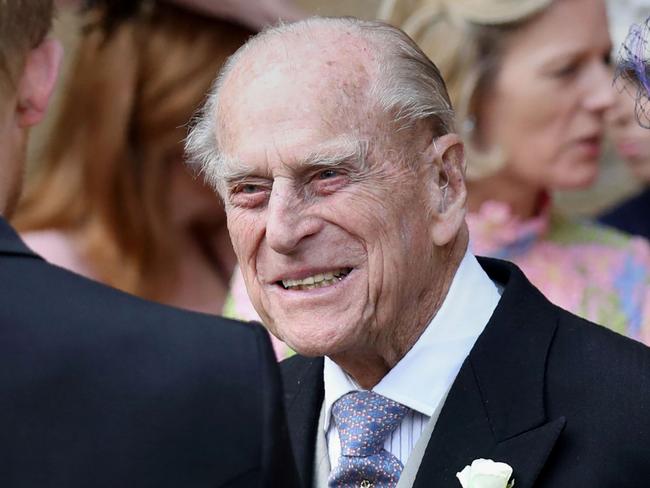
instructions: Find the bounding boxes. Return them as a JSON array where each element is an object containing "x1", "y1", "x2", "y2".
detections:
[{"x1": 282, "y1": 268, "x2": 350, "y2": 290}]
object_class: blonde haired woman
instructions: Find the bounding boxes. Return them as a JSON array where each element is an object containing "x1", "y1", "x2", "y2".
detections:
[
  {"x1": 16, "y1": 2, "x2": 251, "y2": 315},
  {"x1": 381, "y1": 0, "x2": 650, "y2": 341}
]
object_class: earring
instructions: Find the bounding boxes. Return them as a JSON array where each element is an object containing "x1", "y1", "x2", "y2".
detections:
[{"x1": 462, "y1": 116, "x2": 476, "y2": 135}]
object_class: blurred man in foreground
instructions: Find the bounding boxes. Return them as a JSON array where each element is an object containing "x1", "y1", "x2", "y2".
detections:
[
  {"x1": 0, "y1": 2, "x2": 295, "y2": 486},
  {"x1": 187, "y1": 16, "x2": 650, "y2": 488}
]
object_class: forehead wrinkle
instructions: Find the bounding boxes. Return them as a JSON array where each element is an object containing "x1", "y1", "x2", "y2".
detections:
[{"x1": 217, "y1": 28, "x2": 387, "y2": 191}]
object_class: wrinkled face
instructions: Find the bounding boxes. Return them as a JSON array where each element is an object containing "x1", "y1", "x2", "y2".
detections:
[
  {"x1": 607, "y1": 81, "x2": 650, "y2": 183},
  {"x1": 479, "y1": 0, "x2": 614, "y2": 190},
  {"x1": 219, "y1": 45, "x2": 442, "y2": 357}
]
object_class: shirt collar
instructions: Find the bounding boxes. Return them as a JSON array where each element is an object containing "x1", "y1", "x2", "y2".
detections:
[{"x1": 323, "y1": 251, "x2": 501, "y2": 431}]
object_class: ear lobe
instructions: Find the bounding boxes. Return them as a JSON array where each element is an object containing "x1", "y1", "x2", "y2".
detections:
[
  {"x1": 429, "y1": 134, "x2": 468, "y2": 246},
  {"x1": 16, "y1": 38, "x2": 63, "y2": 128}
]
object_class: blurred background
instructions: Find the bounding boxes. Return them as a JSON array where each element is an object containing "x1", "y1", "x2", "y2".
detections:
[
  {"x1": 17, "y1": 0, "x2": 650, "y2": 351},
  {"x1": 31, "y1": 0, "x2": 650, "y2": 217}
]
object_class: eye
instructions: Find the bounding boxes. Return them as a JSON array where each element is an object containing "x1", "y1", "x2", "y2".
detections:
[
  {"x1": 241, "y1": 183, "x2": 261, "y2": 194},
  {"x1": 309, "y1": 167, "x2": 349, "y2": 196},
  {"x1": 603, "y1": 52, "x2": 612, "y2": 67},
  {"x1": 229, "y1": 180, "x2": 271, "y2": 208},
  {"x1": 232, "y1": 181, "x2": 265, "y2": 195},
  {"x1": 319, "y1": 169, "x2": 339, "y2": 179},
  {"x1": 552, "y1": 61, "x2": 579, "y2": 78}
]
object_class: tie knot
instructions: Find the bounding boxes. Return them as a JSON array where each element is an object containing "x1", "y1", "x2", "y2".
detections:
[{"x1": 332, "y1": 391, "x2": 408, "y2": 457}]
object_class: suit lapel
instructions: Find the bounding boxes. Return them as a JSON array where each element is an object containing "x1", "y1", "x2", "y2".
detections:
[
  {"x1": 0, "y1": 217, "x2": 41, "y2": 259},
  {"x1": 412, "y1": 361, "x2": 498, "y2": 487},
  {"x1": 280, "y1": 356, "x2": 325, "y2": 488},
  {"x1": 413, "y1": 258, "x2": 565, "y2": 488},
  {"x1": 280, "y1": 260, "x2": 566, "y2": 488}
]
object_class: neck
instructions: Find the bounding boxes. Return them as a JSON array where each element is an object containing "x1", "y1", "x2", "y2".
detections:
[
  {"x1": 330, "y1": 227, "x2": 469, "y2": 389},
  {"x1": 467, "y1": 172, "x2": 545, "y2": 219}
]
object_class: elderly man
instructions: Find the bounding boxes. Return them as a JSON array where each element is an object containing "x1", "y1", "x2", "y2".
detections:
[
  {"x1": 187, "y1": 16, "x2": 650, "y2": 488},
  {"x1": 0, "y1": 2, "x2": 296, "y2": 486}
]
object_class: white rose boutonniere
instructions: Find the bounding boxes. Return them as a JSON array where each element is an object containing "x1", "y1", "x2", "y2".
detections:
[{"x1": 456, "y1": 458, "x2": 515, "y2": 488}]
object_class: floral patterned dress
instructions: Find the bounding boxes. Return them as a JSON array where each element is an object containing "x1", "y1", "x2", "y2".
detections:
[{"x1": 467, "y1": 200, "x2": 650, "y2": 343}]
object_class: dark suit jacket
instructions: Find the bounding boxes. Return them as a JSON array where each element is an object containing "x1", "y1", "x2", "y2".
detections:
[
  {"x1": 281, "y1": 258, "x2": 650, "y2": 487},
  {"x1": 0, "y1": 217, "x2": 297, "y2": 487},
  {"x1": 598, "y1": 187, "x2": 650, "y2": 240}
]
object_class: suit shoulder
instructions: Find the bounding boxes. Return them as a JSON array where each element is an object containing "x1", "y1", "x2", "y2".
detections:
[
  {"x1": 7, "y1": 252, "x2": 250, "y2": 324},
  {"x1": 549, "y1": 307, "x2": 650, "y2": 398},
  {"x1": 0, "y1": 251, "x2": 267, "y2": 367},
  {"x1": 555, "y1": 306, "x2": 650, "y2": 360}
]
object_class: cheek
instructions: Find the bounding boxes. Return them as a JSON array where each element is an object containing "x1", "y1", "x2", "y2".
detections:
[
  {"x1": 629, "y1": 159, "x2": 650, "y2": 182},
  {"x1": 338, "y1": 191, "x2": 388, "y2": 226},
  {"x1": 226, "y1": 210, "x2": 265, "y2": 264},
  {"x1": 326, "y1": 185, "x2": 407, "y2": 252},
  {"x1": 335, "y1": 185, "x2": 427, "y2": 285},
  {"x1": 500, "y1": 101, "x2": 577, "y2": 184},
  {"x1": 488, "y1": 78, "x2": 574, "y2": 167},
  {"x1": 504, "y1": 100, "x2": 561, "y2": 148}
]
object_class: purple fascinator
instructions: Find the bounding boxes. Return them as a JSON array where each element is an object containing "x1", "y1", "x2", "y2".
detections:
[{"x1": 616, "y1": 17, "x2": 650, "y2": 128}]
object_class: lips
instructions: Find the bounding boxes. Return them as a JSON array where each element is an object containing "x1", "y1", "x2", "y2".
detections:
[
  {"x1": 575, "y1": 135, "x2": 602, "y2": 159},
  {"x1": 616, "y1": 140, "x2": 647, "y2": 159},
  {"x1": 278, "y1": 267, "x2": 352, "y2": 290}
]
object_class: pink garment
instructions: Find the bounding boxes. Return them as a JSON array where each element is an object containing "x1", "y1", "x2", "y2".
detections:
[
  {"x1": 21, "y1": 230, "x2": 95, "y2": 278},
  {"x1": 467, "y1": 200, "x2": 650, "y2": 343}
]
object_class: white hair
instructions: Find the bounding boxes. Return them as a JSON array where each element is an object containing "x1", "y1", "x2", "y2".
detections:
[{"x1": 185, "y1": 16, "x2": 455, "y2": 196}]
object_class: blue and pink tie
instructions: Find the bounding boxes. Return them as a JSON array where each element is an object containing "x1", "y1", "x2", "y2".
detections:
[{"x1": 328, "y1": 391, "x2": 409, "y2": 488}]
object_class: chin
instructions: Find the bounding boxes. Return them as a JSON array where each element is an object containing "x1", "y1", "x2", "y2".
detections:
[
  {"x1": 553, "y1": 162, "x2": 599, "y2": 190},
  {"x1": 273, "y1": 317, "x2": 361, "y2": 359},
  {"x1": 571, "y1": 172, "x2": 599, "y2": 190},
  {"x1": 627, "y1": 161, "x2": 650, "y2": 183}
]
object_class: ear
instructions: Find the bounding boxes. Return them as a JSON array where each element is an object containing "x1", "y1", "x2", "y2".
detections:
[
  {"x1": 425, "y1": 132, "x2": 468, "y2": 246},
  {"x1": 15, "y1": 38, "x2": 63, "y2": 128}
]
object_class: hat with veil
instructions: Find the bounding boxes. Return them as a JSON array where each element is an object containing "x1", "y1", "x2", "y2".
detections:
[{"x1": 617, "y1": 17, "x2": 650, "y2": 128}]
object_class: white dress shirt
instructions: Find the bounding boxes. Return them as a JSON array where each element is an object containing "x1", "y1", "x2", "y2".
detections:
[{"x1": 323, "y1": 251, "x2": 501, "y2": 469}]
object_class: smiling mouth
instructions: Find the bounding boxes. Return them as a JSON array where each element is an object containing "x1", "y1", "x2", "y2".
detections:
[{"x1": 278, "y1": 268, "x2": 352, "y2": 290}]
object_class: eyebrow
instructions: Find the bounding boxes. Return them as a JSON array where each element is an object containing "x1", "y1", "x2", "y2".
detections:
[
  {"x1": 538, "y1": 40, "x2": 614, "y2": 69},
  {"x1": 222, "y1": 163, "x2": 264, "y2": 186},
  {"x1": 222, "y1": 137, "x2": 370, "y2": 186},
  {"x1": 299, "y1": 138, "x2": 369, "y2": 172},
  {"x1": 219, "y1": 149, "x2": 275, "y2": 185}
]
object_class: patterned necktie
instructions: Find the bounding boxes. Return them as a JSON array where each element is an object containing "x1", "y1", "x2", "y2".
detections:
[{"x1": 328, "y1": 391, "x2": 409, "y2": 488}]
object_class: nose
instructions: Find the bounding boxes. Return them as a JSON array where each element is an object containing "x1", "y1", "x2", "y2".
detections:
[
  {"x1": 265, "y1": 179, "x2": 323, "y2": 255},
  {"x1": 584, "y1": 61, "x2": 616, "y2": 114}
]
